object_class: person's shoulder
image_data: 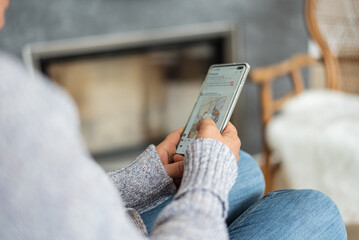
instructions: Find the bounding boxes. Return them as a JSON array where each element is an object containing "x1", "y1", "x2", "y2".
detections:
[
  {"x1": 0, "y1": 51, "x2": 40, "y2": 88},
  {"x1": 0, "y1": 50, "x2": 22, "y2": 65},
  {"x1": 0, "y1": 51, "x2": 29, "y2": 76}
]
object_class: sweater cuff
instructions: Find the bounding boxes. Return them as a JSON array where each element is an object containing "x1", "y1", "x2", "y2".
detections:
[
  {"x1": 108, "y1": 145, "x2": 177, "y2": 213},
  {"x1": 175, "y1": 138, "x2": 238, "y2": 217}
]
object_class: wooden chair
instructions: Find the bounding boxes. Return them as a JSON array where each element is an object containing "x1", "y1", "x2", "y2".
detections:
[{"x1": 250, "y1": 0, "x2": 359, "y2": 193}]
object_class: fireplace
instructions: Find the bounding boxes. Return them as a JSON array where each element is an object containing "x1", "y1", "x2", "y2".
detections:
[{"x1": 23, "y1": 23, "x2": 235, "y2": 162}]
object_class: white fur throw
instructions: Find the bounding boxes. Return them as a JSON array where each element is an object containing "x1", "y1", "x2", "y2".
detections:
[{"x1": 267, "y1": 89, "x2": 359, "y2": 224}]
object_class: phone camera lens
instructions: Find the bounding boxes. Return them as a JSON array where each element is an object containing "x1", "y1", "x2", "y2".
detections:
[{"x1": 237, "y1": 66, "x2": 244, "y2": 70}]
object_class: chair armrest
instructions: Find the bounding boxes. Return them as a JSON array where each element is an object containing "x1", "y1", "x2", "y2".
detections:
[
  {"x1": 251, "y1": 54, "x2": 318, "y2": 84},
  {"x1": 250, "y1": 54, "x2": 319, "y2": 125}
]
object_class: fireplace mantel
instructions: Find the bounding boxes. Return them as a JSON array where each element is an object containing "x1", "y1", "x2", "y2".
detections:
[{"x1": 22, "y1": 22, "x2": 237, "y2": 161}]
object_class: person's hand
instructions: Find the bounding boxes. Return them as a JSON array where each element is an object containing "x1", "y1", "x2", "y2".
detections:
[
  {"x1": 196, "y1": 118, "x2": 241, "y2": 161},
  {"x1": 156, "y1": 128, "x2": 185, "y2": 187}
]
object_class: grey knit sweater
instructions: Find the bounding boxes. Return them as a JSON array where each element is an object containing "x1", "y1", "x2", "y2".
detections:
[{"x1": 0, "y1": 52, "x2": 238, "y2": 240}]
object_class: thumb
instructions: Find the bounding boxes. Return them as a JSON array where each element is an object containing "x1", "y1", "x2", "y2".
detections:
[{"x1": 164, "y1": 161, "x2": 184, "y2": 179}]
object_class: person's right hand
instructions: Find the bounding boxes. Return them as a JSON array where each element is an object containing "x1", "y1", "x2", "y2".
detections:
[{"x1": 196, "y1": 118, "x2": 241, "y2": 161}]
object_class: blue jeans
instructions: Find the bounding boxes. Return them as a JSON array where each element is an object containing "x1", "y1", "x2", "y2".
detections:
[{"x1": 141, "y1": 151, "x2": 347, "y2": 239}]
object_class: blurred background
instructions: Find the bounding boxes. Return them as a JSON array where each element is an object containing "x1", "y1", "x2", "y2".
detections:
[
  {"x1": 1, "y1": 0, "x2": 358, "y2": 238},
  {"x1": 0, "y1": 0, "x2": 307, "y2": 159}
]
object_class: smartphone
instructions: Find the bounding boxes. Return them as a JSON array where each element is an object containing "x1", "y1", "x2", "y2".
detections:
[{"x1": 175, "y1": 63, "x2": 250, "y2": 155}]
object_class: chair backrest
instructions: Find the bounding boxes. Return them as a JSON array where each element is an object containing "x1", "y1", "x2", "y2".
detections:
[{"x1": 306, "y1": 0, "x2": 359, "y2": 93}]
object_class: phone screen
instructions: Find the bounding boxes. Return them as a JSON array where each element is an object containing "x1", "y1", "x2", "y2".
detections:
[{"x1": 176, "y1": 63, "x2": 249, "y2": 155}]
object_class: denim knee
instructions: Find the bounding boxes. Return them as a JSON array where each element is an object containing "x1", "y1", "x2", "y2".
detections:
[{"x1": 303, "y1": 189, "x2": 346, "y2": 237}]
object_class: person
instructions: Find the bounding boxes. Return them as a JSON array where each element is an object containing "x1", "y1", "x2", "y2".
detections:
[{"x1": 0, "y1": 1, "x2": 347, "y2": 239}]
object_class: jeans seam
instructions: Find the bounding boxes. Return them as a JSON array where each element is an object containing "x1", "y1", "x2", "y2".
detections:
[{"x1": 227, "y1": 191, "x2": 277, "y2": 231}]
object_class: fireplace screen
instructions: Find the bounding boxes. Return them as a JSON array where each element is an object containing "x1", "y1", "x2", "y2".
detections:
[{"x1": 41, "y1": 39, "x2": 228, "y2": 158}]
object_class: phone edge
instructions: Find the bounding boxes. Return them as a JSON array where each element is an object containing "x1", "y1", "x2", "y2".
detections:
[{"x1": 175, "y1": 62, "x2": 250, "y2": 156}]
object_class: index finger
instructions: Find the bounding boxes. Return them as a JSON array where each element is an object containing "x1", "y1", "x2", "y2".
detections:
[
  {"x1": 221, "y1": 122, "x2": 238, "y2": 137},
  {"x1": 166, "y1": 127, "x2": 184, "y2": 144},
  {"x1": 171, "y1": 127, "x2": 185, "y2": 136}
]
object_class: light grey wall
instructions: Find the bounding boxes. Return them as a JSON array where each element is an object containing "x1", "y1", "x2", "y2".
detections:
[{"x1": 0, "y1": 0, "x2": 309, "y2": 154}]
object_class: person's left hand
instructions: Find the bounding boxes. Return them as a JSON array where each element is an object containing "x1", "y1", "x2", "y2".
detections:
[{"x1": 156, "y1": 128, "x2": 185, "y2": 188}]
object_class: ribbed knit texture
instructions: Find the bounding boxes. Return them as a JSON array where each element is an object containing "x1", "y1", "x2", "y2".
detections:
[
  {"x1": 176, "y1": 138, "x2": 238, "y2": 217},
  {"x1": 151, "y1": 138, "x2": 238, "y2": 240}
]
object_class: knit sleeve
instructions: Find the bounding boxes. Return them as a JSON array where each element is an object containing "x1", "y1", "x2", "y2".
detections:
[
  {"x1": 108, "y1": 145, "x2": 177, "y2": 213},
  {"x1": 150, "y1": 138, "x2": 238, "y2": 240}
]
